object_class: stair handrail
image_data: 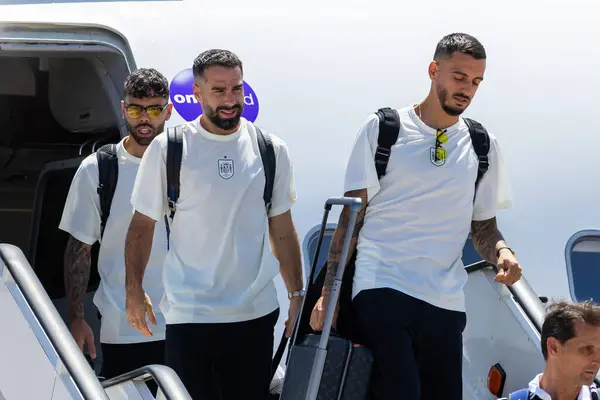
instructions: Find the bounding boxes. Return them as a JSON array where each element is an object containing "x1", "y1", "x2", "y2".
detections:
[
  {"x1": 101, "y1": 365, "x2": 193, "y2": 400},
  {"x1": 0, "y1": 243, "x2": 109, "y2": 399}
]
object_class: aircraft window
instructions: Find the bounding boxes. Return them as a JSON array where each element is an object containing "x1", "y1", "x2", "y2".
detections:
[
  {"x1": 565, "y1": 231, "x2": 600, "y2": 304},
  {"x1": 302, "y1": 224, "x2": 336, "y2": 283}
]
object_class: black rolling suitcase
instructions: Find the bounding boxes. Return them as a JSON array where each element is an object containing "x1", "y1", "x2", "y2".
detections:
[{"x1": 279, "y1": 197, "x2": 374, "y2": 400}]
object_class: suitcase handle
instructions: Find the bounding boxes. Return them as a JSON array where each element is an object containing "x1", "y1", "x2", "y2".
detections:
[
  {"x1": 325, "y1": 196, "x2": 363, "y2": 211},
  {"x1": 285, "y1": 196, "x2": 363, "y2": 355},
  {"x1": 305, "y1": 196, "x2": 363, "y2": 400}
]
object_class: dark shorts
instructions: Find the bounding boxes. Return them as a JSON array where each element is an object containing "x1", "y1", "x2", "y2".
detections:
[
  {"x1": 352, "y1": 288, "x2": 466, "y2": 400},
  {"x1": 100, "y1": 339, "x2": 165, "y2": 395},
  {"x1": 165, "y1": 308, "x2": 280, "y2": 400}
]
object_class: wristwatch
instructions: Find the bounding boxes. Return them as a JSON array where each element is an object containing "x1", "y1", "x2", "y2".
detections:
[
  {"x1": 496, "y1": 246, "x2": 515, "y2": 258},
  {"x1": 288, "y1": 289, "x2": 306, "y2": 299}
]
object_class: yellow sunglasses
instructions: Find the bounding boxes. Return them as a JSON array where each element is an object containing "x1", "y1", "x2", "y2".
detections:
[
  {"x1": 434, "y1": 129, "x2": 448, "y2": 162},
  {"x1": 125, "y1": 103, "x2": 168, "y2": 119}
]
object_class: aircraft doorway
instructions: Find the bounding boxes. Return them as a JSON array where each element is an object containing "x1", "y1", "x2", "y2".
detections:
[{"x1": 0, "y1": 22, "x2": 135, "y2": 374}]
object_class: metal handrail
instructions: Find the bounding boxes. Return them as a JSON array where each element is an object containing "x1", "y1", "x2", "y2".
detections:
[
  {"x1": 0, "y1": 243, "x2": 109, "y2": 400},
  {"x1": 466, "y1": 259, "x2": 600, "y2": 386},
  {"x1": 101, "y1": 365, "x2": 193, "y2": 400},
  {"x1": 464, "y1": 260, "x2": 545, "y2": 332},
  {"x1": 0, "y1": 243, "x2": 195, "y2": 399}
]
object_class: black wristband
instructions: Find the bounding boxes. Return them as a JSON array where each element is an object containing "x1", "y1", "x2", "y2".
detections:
[{"x1": 496, "y1": 246, "x2": 514, "y2": 258}]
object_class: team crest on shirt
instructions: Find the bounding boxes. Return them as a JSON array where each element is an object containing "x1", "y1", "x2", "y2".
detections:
[
  {"x1": 429, "y1": 147, "x2": 446, "y2": 167},
  {"x1": 218, "y1": 158, "x2": 234, "y2": 179}
]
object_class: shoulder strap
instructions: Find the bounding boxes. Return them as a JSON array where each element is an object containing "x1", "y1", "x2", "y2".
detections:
[
  {"x1": 96, "y1": 143, "x2": 118, "y2": 240},
  {"x1": 256, "y1": 127, "x2": 276, "y2": 215},
  {"x1": 463, "y1": 117, "x2": 490, "y2": 194},
  {"x1": 374, "y1": 107, "x2": 401, "y2": 179},
  {"x1": 166, "y1": 125, "x2": 184, "y2": 218},
  {"x1": 591, "y1": 386, "x2": 599, "y2": 400},
  {"x1": 508, "y1": 388, "x2": 531, "y2": 400},
  {"x1": 164, "y1": 125, "x2": 184, "y2": 248}
]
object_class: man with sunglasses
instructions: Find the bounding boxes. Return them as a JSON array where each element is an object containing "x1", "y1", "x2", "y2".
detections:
[
  {"x1": 59, "y1": 68, "x2": 172, "y2": 389},
  {"x1": 310, "y1": 33, "x2": 522, "y2": 399}
]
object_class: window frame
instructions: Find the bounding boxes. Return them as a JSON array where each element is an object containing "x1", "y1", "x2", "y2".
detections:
[
  {"x1": 564, "y1": 229, "x2": 600, "y2": 303},
  {"x1": 301, "y1": 223, "x2": 338, "y2": 283}
]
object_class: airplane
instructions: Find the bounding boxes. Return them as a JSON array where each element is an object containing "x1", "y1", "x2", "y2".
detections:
[{"x1": 0, "y1": 0, "x2": 599, "y2": 398}]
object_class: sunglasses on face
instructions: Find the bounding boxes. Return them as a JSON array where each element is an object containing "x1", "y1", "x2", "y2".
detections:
[
  {"x1": 124, "y1": 103, "x2": 168, "y2": 119},
  {"x1": 434, "y1": 129, "x2": 448, "y2": 162}
]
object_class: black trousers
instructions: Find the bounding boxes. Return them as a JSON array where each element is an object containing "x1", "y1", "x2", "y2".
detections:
[
  {"x1": 165, "y1": 308, "x2": 280, "y2": 400},
  {"x1": 100, "y1": 340, "x2": 165, "y2": 395},
  {"x1": 352, "y1": 288, "x2": 466, "y2": 400}
]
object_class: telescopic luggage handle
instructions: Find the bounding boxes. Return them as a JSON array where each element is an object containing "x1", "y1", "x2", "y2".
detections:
[{"x1": 304, "y1": 196, "x2": 362, "y2": 400}]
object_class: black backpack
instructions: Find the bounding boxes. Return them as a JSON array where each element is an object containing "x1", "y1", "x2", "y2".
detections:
[
  {"x1": 96, "y1": 123, "x2": 276, "y2": 248},
  {"x1": 293, "y1": 107, "x2": 491, "y2": 345}
]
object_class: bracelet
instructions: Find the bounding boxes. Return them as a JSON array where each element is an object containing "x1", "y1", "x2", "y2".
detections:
[
  {"x1": 496, "y1": 246, "x2": 515, "y2": 258},
  {"x1": 288, "y1": 289, "x2": 306, "y2": 299}
]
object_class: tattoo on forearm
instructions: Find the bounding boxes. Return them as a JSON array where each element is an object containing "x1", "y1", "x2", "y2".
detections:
[
  {"x1": 64, "y1": 236, "x2": 92, "y2": 322},
  {"x1": 323, "y1": 189, "x2": 368, "y2": 289},
  {"x1": 269, "y1": 213, "x2": 304, "y2": 293},
  {"x1": 471, "y1": 217, "x2": 506, "y2": 264},
  {"x1": 124, "y1": 214, "x2": 154, "y2": 292}
]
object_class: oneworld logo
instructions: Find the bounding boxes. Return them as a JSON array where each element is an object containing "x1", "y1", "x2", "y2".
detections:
[{"x1": 169, "y1": 68, "x2": 260, "y2": 122}]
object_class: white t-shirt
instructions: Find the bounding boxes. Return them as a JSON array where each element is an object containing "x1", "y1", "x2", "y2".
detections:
[
  {"x1": 59, "y1": 138, "x2": 168, "y2": 344},
  {"x1": 130, "y1": 117, "x2": 296, "y2": 325},
  {"x1": 344, "y1": 105, "x2": 514, "y2": 312},
  {"x1": 527, "y1": 373, "x2": 595, "y2": 400}
]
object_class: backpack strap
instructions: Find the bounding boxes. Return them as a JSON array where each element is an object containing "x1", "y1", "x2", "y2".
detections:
[
  {"x1": 96, "y1": 143, "x2": 118, "y2": 240},
  {"x1": 463, "y1": 117, "x2": 490, "y2": 194},
  {"x1": 164, "y1": 125, "x2": 184, "y2": 248},
  {"x1": 256, "y1": 127, "x2": 276, "y2": 215},
  {"x1": 374, "y1": 107, "x2": 401, "y2": 179},
  {"x1": 591, "y1": 385, "x2": 599, "y2": 400},
  {"x1": 508, "y1": 388, "x2": 531, "y2": 400}
]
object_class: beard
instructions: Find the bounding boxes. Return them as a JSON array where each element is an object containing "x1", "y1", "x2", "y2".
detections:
[
  {"x1": 126, "y1": 120, "x2": 164, "y2": 146},
  {"x1": 204, "y1": 103, "x2": 243, "y2": 131},
  {"x1": 436, "y1": 83, "x2": 470, "y2": 116}
]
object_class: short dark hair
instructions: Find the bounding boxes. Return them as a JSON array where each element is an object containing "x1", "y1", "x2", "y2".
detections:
[
  {"x1": 192, "y1": 49, "x2": 243, "y2": 80},
  {"x1": 433, "y1": 33, "x2": 486, "y2": 61},
  {"x1": 124, "y1": 68, "x2": 169, "y2": 99},
  {"x1": 541, "y1": 301, "x2": 600, "y2": 360}
]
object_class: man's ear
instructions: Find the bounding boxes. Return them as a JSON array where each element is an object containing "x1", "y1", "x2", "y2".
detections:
[
  {"x1": 547, "y1": 337, "x2": 561, "y2": 357},
  {"x1": 165, "y1": 104, "x2": 173, "y2": 121},
  {"x1": 192, "y1": 82, "x2": 203, "y2": 105},
  {"x1": 428, "y1": 61, "x2": 438, "y2": 80}
]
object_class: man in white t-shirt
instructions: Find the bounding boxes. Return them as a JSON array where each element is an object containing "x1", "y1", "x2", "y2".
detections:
[
  {"x1": 310, "y1": 33, "x2": 523, "y2": 400},
  {"x1": 60, "y1": 68, "x2": 171, "y2": 390},
  {"x1": 500, "y1": 301, "x2": 600, "y2": 400},
  {"x1": 125, "y1": 49, "x2": 304, "y2": 400}
]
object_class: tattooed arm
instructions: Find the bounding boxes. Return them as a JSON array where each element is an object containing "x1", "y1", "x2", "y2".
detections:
[
  {"x1": 322, "y1": 189, "x2": 368, "y2": 294},
  {"x1": 124, "y1": 211, "x2": 157, "y2": 337},
  {"x1": 64, "y1": 235, "x2": 96, "y2": 357},
  {"x1": 309, "y1": 189, "x2": 367, "y2": 331},
  {"x1": 471, "y1": 217, "x2": 522, "y2": 285},
  {"x1": 470, "y1": 217, "x2": 506, "y2": 264},
  {"x1": 64, "y1": 235, "x2": 92, "y2": 321}
]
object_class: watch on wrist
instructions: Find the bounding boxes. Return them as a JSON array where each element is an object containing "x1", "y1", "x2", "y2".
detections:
[
  {"x1": 288, "y1": 289, "x2": 306, "y2": 299},
  {"x1": 496, "y1": 246, "x2": 515, "y2": 258}
]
